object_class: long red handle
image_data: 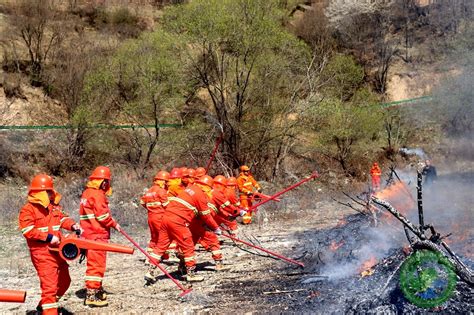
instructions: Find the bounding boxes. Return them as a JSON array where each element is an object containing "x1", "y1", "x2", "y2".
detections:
[
  {"x1": 250, "y1": 172, "x2": 319, "y2": 212},
  {"x1": 119, "y1": 230, "x2": 192, "y2": 296},
  {"x1": 205, "y1": 133, "x2": 224, "y2": 172},
  {"x1": 0, "y1": 289, "x2": 26, "y2": 303},
  {"x1": 221, "y1": 233, "x2": 304, "y2": 268}
]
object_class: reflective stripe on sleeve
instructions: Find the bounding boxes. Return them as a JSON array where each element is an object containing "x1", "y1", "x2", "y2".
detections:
[
  {"x1": 243, "y1": 182, "x2": 253, "y2": 186},
  {"x1": 208, "y1": 203, "x2": 218, "y2": 214},
  {"x1": 21, "y1": 225, "x2": 35, "y2": 234},
  {"x1": 80, "y1": 213, "x2": 95, "y2": 220},
  {"x1": 220, "y1": 201, "x2": 230, "y2": 208},
  {"x1": 37, "y1": 227, "x2": 49, "y2": 232},
  {"x1": 52, "y1": 225, "x2": 60, "y2": 231},
  {"x1": 199, "y1": 210, "x2": 211, "y2": 216},
  {"x1": 96, "y1": 213, "x2": 110, "y2": 221}
]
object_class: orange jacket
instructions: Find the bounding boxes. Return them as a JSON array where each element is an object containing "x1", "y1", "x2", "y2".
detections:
[
  {"x1": 370, "y1": 165, "x2": 382, "y2": 177},
  {"x1": 210, "y1": 188, "x2": 240, "y2": 218},
  {"x1": 237, "y1": 172, "x2": 261, "y2": 196},
  {"x1": 19, "y1": 202, "x2": 75, "y2": 249},
  {"x1": 225, "y1": 187, "x2": 240, "y2": 207},
  {"x1": 79, "y1": 188, "x2": 117, "y2": 239},
  {"x1": 140, "y1": 185, "x2": 169, "y2": 215},
  {"x1": 166, "y1": 184, "x2": 219, "y2": 230}
]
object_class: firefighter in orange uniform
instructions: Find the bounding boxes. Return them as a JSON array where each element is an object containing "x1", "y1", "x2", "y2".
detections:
[
  {"x1": 212, "y1": 175, "x2": 243, "y2": 235},
  {"x1": 168, "y1": 168, "x2": 185, "y2": 197},
  {"x1": 140, "y1": 170, "x2": 169, "y2": 256},
  {"x1": 147, "y1": 175, "x2": 221, "y2": 282},
  {"x1": 19, "y1": 174, "x2": 82, "y2": 314},
  {"x1": 236, "y1": 165, "x2": 261, "y2": 224},
  {"x1": 370, "y1": 162, "x2": 382, "y2": 192},
  {"x1": 79, "y1": 166, "x2": 121, "y2": 307},
  {"x1": 165, "y1": 167, "x2": 185, "y2": 262}
]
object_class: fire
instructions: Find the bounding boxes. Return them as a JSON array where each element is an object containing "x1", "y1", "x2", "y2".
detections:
[
  {"x1": 374, "y1": 182, "x2": 415, "y2": 215},
  {"x1": 329, "y1": 240, "x2": 345, "y2": 252},
  {"x1": 358, "y1": 256, "x2": 378, "y2": 277}
]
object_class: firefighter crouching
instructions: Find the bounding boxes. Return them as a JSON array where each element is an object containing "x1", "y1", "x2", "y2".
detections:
[
  {"x1": 19, "y1": 174, "x2": 82, "y2": 315},
  {"x1": 236, "y1": 165, "x2": 262, "y2": 224},
  {"x1": 79, "y1": 166, "x2": 121, "y2": 307}
]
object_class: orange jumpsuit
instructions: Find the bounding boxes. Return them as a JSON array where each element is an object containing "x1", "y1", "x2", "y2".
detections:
[
  {"x1": 370, "y1": 164, "x2": 382, "y2": 191},
  {"x1": 19, "y1": 202, "x2": 76, "y2": 314},
  {"x1": 140, "y1": 185, "x2": 169, "y2": 259},
  {"x1": 212, "y1": 188, "x2": 239, "y2": 231},
  {"x1": 165, "y1": 185, "x2": 184, "y2": 255},
  {"x1": 224, "y1": 186, "x2": 240, "y2": 231},
  {"x1": 237, "y1": 172, "x2": 261, "y2": 223},
  {"x1": 79, "y1": 187, "x2": 118, "y2": 290},
  {"x1": 154, "y1": 185, "x2": 219, "y2": 270}
]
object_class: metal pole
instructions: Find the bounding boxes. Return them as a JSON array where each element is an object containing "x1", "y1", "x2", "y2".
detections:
[
  {"x1": 250, "y1": 172, "x2": 319, "y2": 212},
  {"x1": 221, "y1": 233, "x2": 304, "y2": 268},
  {"x1": 119, "y1": 230, "x2": 192, "y2": 296}
]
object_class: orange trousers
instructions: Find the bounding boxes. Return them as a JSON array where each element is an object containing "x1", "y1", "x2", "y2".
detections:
[
  {"x1": 85, "y1": 237, "x2": 108, "y2": 289},
  {"x1": 30, "y1": 247, "x2": 71, "y2": 315},
  {"x1": 371, "y1": 176, "x2": 381, "y2": 191},
  {"x1": 240, "y1": 196, "x2": 253, "y2": 224},
  {"x1": 190, "y1": 220, "x2": 222, "y2": 261},
  {"x1": 147, "y1": 213, "x2": 163, "y2": 252},
  {"x1": 154, "y1": 215, "x2": 196, "y2": 269}
]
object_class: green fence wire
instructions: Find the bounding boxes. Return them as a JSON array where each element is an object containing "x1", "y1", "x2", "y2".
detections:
[{"x1": 0, "y1": 123, "x2": 182, "y2": 130}]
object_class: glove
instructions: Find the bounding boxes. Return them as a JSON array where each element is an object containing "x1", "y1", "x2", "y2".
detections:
[
  {"x1": 246, "y1": 191, "x2": 253, "y2": 196},
  {"x1": 257, "y1": 188, "x2": 262, "y2": 193},
  {"x1": 71, "y1": 223, "x2": 83, "y2": 235},
  {"x1": 214, "y1": 228, "x2": 222, "y2": 235},
  {"x1": 239, "y1": 209, "x2": 247, "y2": 217},
  {"x1": 50, "y1": 235, "x2": 60, "y2": 245},
  {"x1": 115, "y1": 223, "x2": 122, "y2": 232}
]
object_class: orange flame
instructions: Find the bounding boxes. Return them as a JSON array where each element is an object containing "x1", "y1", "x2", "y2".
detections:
[
  {"x1": 359, "y1": 256, "x2": 378, "y2": 277},
  {"x1": 374, "y1": 182, "x2": 416, "y2": 215}
]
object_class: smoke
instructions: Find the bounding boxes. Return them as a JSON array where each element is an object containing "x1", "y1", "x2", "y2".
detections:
[{"x1": 399, "y1": 147, "x2": 427, "y2": 160}]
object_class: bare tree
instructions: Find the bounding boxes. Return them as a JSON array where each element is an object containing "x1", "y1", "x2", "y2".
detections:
[{"x1": 6, "y1": 0, "x2": 64, "y2": 85}]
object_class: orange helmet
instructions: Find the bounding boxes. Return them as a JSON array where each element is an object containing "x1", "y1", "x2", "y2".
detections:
[
  {"x1": 213, "y1": 175, "x2": 227, "y2": 186},
  {"x1": 240, "y1": 165, "x2": 250, "y2": 172},
  {"x1": 154, "y1": 170, "x2": 170, "y2": 181},
  {"x1": 29, "y1": 174, "x2": 54, "y2": 191},
  {"x1": 181, "y1": 167, "x2": 190, "y2": 177},
  {"x1": 196, "y1": 175, "x2": 213, "y2": 187},
  {"x1": 169, "y1": 168, "x2": 183, "y2": 179},
  {"x1": 226, "y1": 176, "x2": 237, "y2": 187},
  {"x1": 89, "y1": 166, "x2": 111, "y2": 180},
  {"x1": 195, "y1": 167, "x2": 206, "y2": 177},
  {"x1": 188, "y1": 168, "x2": 196, "y2": 178}
]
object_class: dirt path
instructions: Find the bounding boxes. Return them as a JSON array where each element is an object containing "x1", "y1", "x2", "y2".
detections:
[{"x1": 0, "y1": 200, "x2": 350, "y2": 314}]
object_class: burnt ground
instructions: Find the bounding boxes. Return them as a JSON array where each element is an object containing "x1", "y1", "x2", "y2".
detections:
[{"x1": 1, "y1": 191, "x2": 473, "y2": 314}]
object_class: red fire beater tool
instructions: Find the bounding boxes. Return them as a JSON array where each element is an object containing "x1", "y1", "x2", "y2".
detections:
[
  {"x1": 221, "y1": 233, "x2": 304, "y2": 268},
  {"x1": 119, "y1": 229, "x2": 192, "y2": 297},
  {"x1": 250, "y1": 172, "x2": 319, "y2": 213}
]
